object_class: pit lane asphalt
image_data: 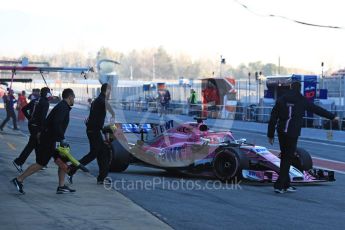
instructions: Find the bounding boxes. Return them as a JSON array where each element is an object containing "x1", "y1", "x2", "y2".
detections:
[{"x1": 6, "y1": 107, "x2": 345, "y2": 230}]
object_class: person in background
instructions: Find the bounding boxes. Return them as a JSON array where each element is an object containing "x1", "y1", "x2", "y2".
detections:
[
  {"x1": 17, "y1": 91, "x2": 28, "y2": 122},
  {"x1": 188, "y1": 88, "x2": 198, "y2": 116},
  {"x1": 2, "y1": 90, "x2": 7, "y2": 106},
  {"x1": 202, "y1": 81, "x2": 220, "y2": 118},
  {"x1": 28, "y1": 88, "x2": 40, "y2": 101},
  {"x1": 157, "y1": 87, "x2": 171, "y2": 117},
  {"x1": 0, "y1": 89, "x2": 18, "y2": 131},
  {"x1": 87, "y1": 98, "x2": 92, "y2": 110}
]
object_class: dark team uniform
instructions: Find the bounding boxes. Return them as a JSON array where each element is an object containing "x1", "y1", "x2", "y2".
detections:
[
  {"x1": 36, "y1": 100, "x2": 71, "y2": 166},
  {"x1": 267, "y1": 90, "x2": 335, "y2": 190},
  {"x1": 14, "y1": 97, "x2": 49, "y2": 165},
  {"x1": 0, "y1": 93, "x2": 18, "y2": 130},
  {"x1": 77, "y1": 92, "x2": 109, "y2": 182}
]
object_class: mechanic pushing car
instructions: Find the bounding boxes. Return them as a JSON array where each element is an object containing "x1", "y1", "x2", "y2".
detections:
[
  {"x1": 267, "y1": 81, "x2": 339, "y2": 194},
  {"x1": 68, "y1": 83, "x2": 115, "y2": 185},
  {"x1": 12, "y1": 88, "x2": 76, "y2": 194}
]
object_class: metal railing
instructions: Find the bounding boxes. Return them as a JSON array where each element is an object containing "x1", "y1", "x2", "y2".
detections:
[{"x1": 107, "y1": 100, "x2": 345, "y2": 131}]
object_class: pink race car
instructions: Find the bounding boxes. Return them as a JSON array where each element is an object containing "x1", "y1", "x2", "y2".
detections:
[{"x1": 103, "y1": 118, "x2": 335, "y2": 183}]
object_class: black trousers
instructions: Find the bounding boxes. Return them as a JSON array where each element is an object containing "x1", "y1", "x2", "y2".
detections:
[
  {"x1": 274, "y1": 133, "x2": 298, "y2": 190},
  {"x1": 14, "y1": 125, "x2": 39, "y2": 165},
  {"x1": 79, "y1": 130, "x2": 110, "y2": 181},
  {"x1": 0, "y1": 109, "x2": 17, "y2": 129},
  {"x1": 36, "y1": 136, "x2": 55, "y2": 167}
]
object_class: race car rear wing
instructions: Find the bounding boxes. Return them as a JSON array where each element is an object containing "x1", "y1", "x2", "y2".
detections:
[
  {"x1": 120, "y1": 123, "x2": 153, "y2": 133},
  {"x1": 105, "y1": 120, "x2": 174, "y2": 133},
  {"x1": 103, "y1": 120, "x2": 175, "y2": 141}
]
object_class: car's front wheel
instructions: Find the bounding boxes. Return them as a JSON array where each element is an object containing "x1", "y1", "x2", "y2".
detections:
[
  {"x1": 213, "y1": 148, "x2": 242, "y2": 182},
  {"x1": 293, "y1": 147, "x2": 313, "y2": 171}
]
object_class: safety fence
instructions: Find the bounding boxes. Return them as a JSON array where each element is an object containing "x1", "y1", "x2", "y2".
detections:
[{"x1": 108, "y1": 100, "x2": 345, "y2": 131}]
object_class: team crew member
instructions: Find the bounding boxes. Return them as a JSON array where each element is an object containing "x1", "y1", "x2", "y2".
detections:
[
  {"x1": 69, "y1": 83, "x2": 115, "y2": 184},
  {"x1": 157, "y1": 87, "x2": 171, "y2": 117},
  {"x1": 267, "y1": 82, "x2": 338, "y2": 194},
  {"x1": 17, "y1": 91, "x2": 28, "y2": 121},
  {"x1": 13, "y1": 87, "x2": 51, "y2": 173},
  {"x1": 12, "y1": 88, "x2": 76, "y2": 194},
  {"x1": 0, "y1": 89, "x2": 18, "y2": 131},
  {"x1": 202, "y1": 82, "x2": 220, "y2": 118},
  {"x1": 188, "y1": 88, "x2": 198, "y2": 116}
]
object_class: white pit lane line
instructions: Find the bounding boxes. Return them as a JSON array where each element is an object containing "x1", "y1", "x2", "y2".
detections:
[
  {"x1": 269, "y1": 148, "x2": 345, "y2": 175},
  {"x1": 232, "y1": 129, "x2": 345, "y2": 148}
]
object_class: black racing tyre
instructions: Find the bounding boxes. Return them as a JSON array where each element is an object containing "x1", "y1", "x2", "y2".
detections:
[
  {"x1": 109, "y1": 139, "x2": 130, "y2": 172},
  {"x1": 294, "y1": 147, "x2": 313, "y2": 171},
  {"x1": 164, "y1": 168, "x2": 182, "y2": 175},
  {"x1": 213, "y1": 148, "x2": 243, "y2": 182}
]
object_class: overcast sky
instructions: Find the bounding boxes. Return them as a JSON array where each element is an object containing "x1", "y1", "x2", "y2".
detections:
[{"x1": 1, "y1": 0, "x2": 345, "y2": 72}]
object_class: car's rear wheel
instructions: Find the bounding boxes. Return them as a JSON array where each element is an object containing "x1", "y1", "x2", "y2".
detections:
[
  {"x1": 213, "y1": 148, "x2": 242, "y2": 182},
  {"x1": 109, "y1": 139, "x2": 130, "y2": 172},
  {"x1": 294, "y1": 147, "x2": 313, "y2": 171}
]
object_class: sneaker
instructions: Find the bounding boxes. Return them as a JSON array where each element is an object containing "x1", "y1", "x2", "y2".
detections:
[
  {"x1": 274, "y1": 188, "x2": 286, "y2": 194},
  {"x1": 97, "y1": 177, "x2": 112, "y2": 185},
  {"x1": 40, "y1": 166, "x2": 48, "y2": 171},
  {"x1": 13, "y1": 161, "x2": 23, "y2": 173},
  {"x1": 11, "y1": 178, "x2": 25, "y2": 194},
  {"x1": 285, "y1": 186, "x2": 297, "y2": 192},
  {"x1": 56, "y1": 185, "x2": 76, "y2": 194}
]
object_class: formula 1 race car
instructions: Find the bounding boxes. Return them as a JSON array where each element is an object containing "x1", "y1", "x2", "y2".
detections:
[{"x1": 102, "y1": 118, "x2": 335, "y2": 183}]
